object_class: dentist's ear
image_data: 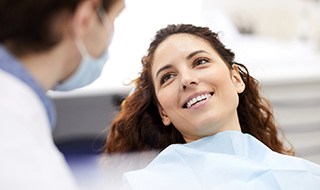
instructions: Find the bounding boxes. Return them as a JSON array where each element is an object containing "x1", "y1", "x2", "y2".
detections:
[
  {"x1": 231, "y1": 64, "x2": 245, "y2": 93},
  {"x1": 159, "y1": 106, "x2": 171, "y2": 126},
  {"x1": 72, "y1": 0, "x2": 97, "y2": 38}
]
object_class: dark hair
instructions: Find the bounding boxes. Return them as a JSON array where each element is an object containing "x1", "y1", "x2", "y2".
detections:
[
  {"x1": 106, "y1": 24, "x2": 294, "y2": 155},
  {"x1": 0, "y1": 0, "x2": 115, "y2": 56}
]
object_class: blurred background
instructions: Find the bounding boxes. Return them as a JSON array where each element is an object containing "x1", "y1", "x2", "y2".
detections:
[{"x1": 49, "y1": 0, "x2": 320, "y2": 189}]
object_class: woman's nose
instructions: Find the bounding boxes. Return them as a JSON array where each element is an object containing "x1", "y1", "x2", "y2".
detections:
[{"x1": 181, "y1": 72, "x2": 199, "y2": 90}]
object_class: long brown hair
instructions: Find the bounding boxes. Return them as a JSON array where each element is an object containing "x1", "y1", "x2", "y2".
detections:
[{"x1": 106, "y1": 24, "x2": 293, "y2": 155}]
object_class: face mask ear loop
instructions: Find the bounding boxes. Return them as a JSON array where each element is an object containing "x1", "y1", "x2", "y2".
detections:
[{"x1": 74, "y1": 37, "x2": 90, "y2": 58}]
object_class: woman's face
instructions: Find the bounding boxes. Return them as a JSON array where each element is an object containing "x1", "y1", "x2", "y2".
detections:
[{"x1": 151, "y1": 34, "x2": 245, "y2": 142}]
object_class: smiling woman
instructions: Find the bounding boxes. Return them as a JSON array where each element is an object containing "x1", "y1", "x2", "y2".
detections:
[
  {"x1": 151, "y1": 34, "x2": 245, "y2": 143},
  {"x1": 106, "y1": 24, "x2": 289, "y2": 153},
  {"x1": 105, "y1": 24, "x2": 320, "y2": 190}
]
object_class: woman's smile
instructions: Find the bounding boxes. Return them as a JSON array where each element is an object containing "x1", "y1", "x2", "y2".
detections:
[{"x1": 183, "y1": 92, "x2": 214, "y2": 109}]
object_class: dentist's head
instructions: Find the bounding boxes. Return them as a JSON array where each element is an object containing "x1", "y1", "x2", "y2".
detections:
[{"x1": 0, "y1": 0, "x2": 125, "y2": 91}]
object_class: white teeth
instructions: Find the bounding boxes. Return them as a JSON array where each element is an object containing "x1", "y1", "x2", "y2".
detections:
[{"x1": 186, "y1": 93, "x2": 212, "y2": 108}]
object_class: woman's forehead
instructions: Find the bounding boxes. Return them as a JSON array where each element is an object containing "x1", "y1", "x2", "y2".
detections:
[
  {"x1": 151, "y1": 34, "x2": 217, "y2": 66},
  {"x1": 157, "y1": 34, "x2": 211, "y2": 50}
]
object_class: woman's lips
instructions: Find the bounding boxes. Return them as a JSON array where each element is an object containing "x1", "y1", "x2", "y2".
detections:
[{"x1": 182, "y1": 92, "x2": 214, "y2": 108}]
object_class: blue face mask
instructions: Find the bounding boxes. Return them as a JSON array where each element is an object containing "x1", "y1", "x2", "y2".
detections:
[
  {"x1": 54, "y1": 40, "x2": 109, "y2": 91},
  {"x1": 54, "y1": 12, "x2": 113, "y2": 91}
]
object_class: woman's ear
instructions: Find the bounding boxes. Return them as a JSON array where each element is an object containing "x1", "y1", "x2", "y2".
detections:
[
  {"x1": 231, "y1": 64, "x2": 245, "y2": 93},
  {"x1": 158, "y1": 106, "x2": 171, "y2": 126}
]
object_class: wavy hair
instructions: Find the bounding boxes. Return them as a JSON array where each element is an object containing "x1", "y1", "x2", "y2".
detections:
[{"x1": 106, "y1": 24, "x2": 293, "y2": 155}]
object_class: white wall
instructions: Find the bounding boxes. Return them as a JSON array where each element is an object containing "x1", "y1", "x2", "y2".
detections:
[{"x1": 203, "y1": 0, "x2": 320, "y2": 42}]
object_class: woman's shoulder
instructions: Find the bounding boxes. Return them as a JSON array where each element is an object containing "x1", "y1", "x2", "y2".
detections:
[{"x1": 123, "y1": 134, "x2": 320, "y2": 190}]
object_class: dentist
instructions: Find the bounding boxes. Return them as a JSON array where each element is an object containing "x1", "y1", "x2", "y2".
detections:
[{"x1": 0, "y1": 0, "x2": 124, "y2": 189}]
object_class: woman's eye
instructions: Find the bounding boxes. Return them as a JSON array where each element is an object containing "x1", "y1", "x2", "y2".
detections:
[
  {"x1": 160, "y1": 73, "x2": 176, "y2": 85},
  {"x1": 194, "y1": 58, "x2": 209, "y2": 67}
]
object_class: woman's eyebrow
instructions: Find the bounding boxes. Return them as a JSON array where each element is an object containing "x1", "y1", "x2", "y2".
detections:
[
  {"x1": 186, "y1": 50, "x2": 209, "y2": 60},
  {"x1": 155, "y1": 50, "x2": 209, "y2": 78},
  {"x1": 156, "y1": 64, "x2": 172, "y2": 78}
]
